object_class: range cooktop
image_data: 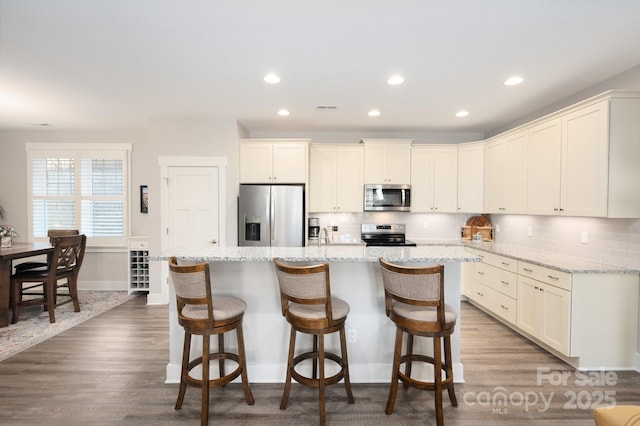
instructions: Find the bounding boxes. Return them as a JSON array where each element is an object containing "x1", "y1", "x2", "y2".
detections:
[{"x1": 360, "y1": 224, "x2": 417, "y2": 247}]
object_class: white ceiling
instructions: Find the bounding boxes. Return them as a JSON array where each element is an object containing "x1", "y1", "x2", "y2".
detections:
[{"x1": 1, "y1": 0, "x2": 640, "y2": 135}]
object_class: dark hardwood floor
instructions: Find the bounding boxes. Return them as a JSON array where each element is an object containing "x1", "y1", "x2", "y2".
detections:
[{"x1": 1, "y1": 295, "x2": 638, "y2": 425}]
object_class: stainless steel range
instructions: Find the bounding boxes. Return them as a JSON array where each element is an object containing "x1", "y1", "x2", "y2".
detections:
[{"x1": 361, "y1": 223, "x2": 416, "y2": 247}]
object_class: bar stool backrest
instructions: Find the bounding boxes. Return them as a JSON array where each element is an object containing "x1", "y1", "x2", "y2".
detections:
[
  {"x1": 273, "y1": 258, "x2": 335, "y2": 324},
  {"x1": 379, "y1": 258, "x2": 446, "y2": 326},
  {"x1": 168, "y1": 256, "x2": 214, "y2": 327}
]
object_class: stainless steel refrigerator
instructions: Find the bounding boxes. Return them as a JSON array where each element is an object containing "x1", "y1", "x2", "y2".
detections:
[{"x1": 238, "y1": 184, "x2": 305, "y2": 247}]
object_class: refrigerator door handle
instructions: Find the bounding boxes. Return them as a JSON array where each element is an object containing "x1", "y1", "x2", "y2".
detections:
[{"x1": 270, "y1": 191, "x2": 275, "y2": 241}]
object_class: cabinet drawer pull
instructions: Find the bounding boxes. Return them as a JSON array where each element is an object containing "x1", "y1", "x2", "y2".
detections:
[
  {"x1": 478, "y1": 254, "x2": 484, "y2": 259},
  {"x1": 500, "y1": 305, "x2": 509, "y2": 311},
  {"x1": 523, "y1": 268, "x2": 533, "y2": 273},
  {"x1": 500, "y1": 280, "x2": 510, "y2": 286},
  {"x1": 547, "y1": 275, "x2": 560, "y2": 280},
  {"x1": 477, "y1": 292, "x2": 484, "y2": 297},
  {"x1": 477, "y1": 271, "x2": 485, "y2": 275},
  {"x1": 501, "y1": 261, "x2": 510, "y2": 266}
]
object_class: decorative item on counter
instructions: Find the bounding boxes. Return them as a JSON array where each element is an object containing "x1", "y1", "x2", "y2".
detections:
[
  {"x1": 461, "y1": 214, "x2": 493, "y2": 242},
  {"x1": 0, "y1": 225, "x2": 18, "y2": 248}
]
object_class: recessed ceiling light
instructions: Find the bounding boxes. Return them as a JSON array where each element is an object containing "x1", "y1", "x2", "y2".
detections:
[
  {"x1": 368, "y1": 110, "x2": 381, "y2": 117},
  {"x1": 277, "y1": 109, "x2": 290, "y2": 116},
  {"x1": 455, "y1": 110, "x2": 469, "y2": 118},
  {"x1": 264, "y1": 73, "x2": 281, "y2": 84},
  {"x1": 387, "y1": 75, "x2": 405, "y2": 85},
  {"x1": 504, "y1": 76, "x2": 524, "y2": 86}
]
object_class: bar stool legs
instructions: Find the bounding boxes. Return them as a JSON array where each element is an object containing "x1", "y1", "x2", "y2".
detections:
[
  {"x1": 385, "y1": 328, "x2": 458, "y2": 426},
  {"x1": 281, "y1": 325, "x2": 354, "y2": 426},
  {"x1": 176, "y1": 326, "x2": 254, "y2": 426}
]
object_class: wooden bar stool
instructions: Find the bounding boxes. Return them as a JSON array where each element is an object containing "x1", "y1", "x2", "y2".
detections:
[
  {"x1": 168, "y1": 257, "x2": 254, "y2": 426},
  {"x1": 273, "y1": 258, "x2": 355, "y2": 426},
  {"x1": 379, "y1": 258, "x2": 458, "y2": 426}
]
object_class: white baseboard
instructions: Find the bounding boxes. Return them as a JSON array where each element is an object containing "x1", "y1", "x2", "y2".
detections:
[
  {"x1": 147, "y1": 293, "x2": 168, "y2": 305},
  {"x1": 78, "y1": 280, "x2": 128, "y2": 291}
]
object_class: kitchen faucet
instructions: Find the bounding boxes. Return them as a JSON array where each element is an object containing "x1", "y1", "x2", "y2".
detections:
[{"x1": 318, "y1": 227, "x2": 328, "y2": 247}]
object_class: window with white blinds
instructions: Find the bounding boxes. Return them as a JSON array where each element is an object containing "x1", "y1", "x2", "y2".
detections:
[{"x1": 27, "y1": 144, "x2": 131, "y2": 247}]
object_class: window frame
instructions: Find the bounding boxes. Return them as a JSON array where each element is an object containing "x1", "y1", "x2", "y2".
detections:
[{"x1": 26, "y1": 143, "x2": 132, "y2": 248}]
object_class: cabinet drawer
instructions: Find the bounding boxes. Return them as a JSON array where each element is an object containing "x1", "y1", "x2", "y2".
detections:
[
  {"x1": 476, "y1": 250, "x2": 518, "y2": 273},
  {"x1": 488, "y1": 268, "x2": 518, "y2": 299},
  {"x1": 489, "y1": 288, "x2": 517, "y2": 325},
  {"x1": 518, "y1": 261, "x2": 571, "y2": 291},
  {"x1": 474, "y1": 262, "x2": 517, "y2": 299},
  {"x1": 472, "y1": 282, "x2": 516, "y2": 326},
  {"x1": 129, "y1": 240, "x2": 149, "y2": 250}
]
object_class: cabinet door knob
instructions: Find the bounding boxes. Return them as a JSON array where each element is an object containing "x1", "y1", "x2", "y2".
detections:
[{"x1": 210, "y1": 239, "x2": 217, "y2": 245}]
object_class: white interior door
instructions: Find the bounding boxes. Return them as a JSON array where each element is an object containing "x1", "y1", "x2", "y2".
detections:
[
  {"x1": 168, "y1": 166, "x2": 220, "y2": 248},
  {"x1": 154, "y1": 156, "x2": 227, "y2": 307}
]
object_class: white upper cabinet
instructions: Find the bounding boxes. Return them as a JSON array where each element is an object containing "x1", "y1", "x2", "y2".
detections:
[
  {"x1": 309, "y1": 144, "x2": 364, "y2": 213},
  {"x1": 239, "y1": 140, "x2": 309, "y2": 184},
  {"x1": 560, "y1": 101, "x2": 609, "y2": 217},
  {"x1": 457, "y1": 142, "x2": 484, "y2": 213},
  {"x1": 527, "y1": 118, "x2": 562, "y2": 215},
  {"x1": 362, "y1": 140, "x2": 412, "y2": 184},
  {"x1": 411, "y1": 145, "x2": 458, "y2": 213},
  {"x1": 525, "y1": 93, "x2": 640, "y2": 218},
  {"x1": 484, "y1": 130, "x2": 528, "y2": 214}
]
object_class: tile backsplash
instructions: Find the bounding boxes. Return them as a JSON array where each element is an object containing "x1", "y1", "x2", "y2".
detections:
[{"x1": 310, "y1": 212, "x2": 640, "y2": 269}]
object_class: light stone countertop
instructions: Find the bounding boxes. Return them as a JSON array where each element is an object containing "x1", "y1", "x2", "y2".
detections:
[
  {"x1": 462, "y1": 241, "x2": 640, "y2": 274},
  {"x1": 151, "y1": 239, "x2": 639, "y2": 274},
  {"x1": 152, "y1": 244, "x2": 479, "y2": 264}
]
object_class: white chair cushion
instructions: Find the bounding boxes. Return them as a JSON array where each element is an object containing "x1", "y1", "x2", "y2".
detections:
[
  {"x1": 392, "y1": 302, "x2": 458, "y2": 325},
  {"x1": 182, "y1": 295, "x2": 247, "y2": 321},
  {"x1": 288, "y1": 297, "x2": 349, "y2": 320}
]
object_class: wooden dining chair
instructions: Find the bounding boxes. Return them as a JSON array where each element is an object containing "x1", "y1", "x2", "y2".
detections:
[
  {"x1": 14, "y1": 229, "x2": 80, "y2": 273},
  {"x1": 10, "y1": 234, "x2": 86, "y2": 323}
]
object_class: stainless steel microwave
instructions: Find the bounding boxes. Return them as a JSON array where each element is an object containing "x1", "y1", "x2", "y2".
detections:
[{"x1": 364, "y1": 184, "x2": 411, "y2": 212}]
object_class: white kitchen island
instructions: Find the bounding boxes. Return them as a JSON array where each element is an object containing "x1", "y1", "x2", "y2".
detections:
[{"x1": 154, "y1": 245, "x2": 479, "y2": 384}]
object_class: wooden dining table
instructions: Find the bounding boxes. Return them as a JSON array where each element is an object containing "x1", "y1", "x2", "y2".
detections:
[{"x1": 0, "y1": 242, "x2": 54, "y2": 327}]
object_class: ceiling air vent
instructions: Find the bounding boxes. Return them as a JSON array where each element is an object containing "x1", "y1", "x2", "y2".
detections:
[{"x1": 316, "y1": 105, "x2": 338, "y2": 110}]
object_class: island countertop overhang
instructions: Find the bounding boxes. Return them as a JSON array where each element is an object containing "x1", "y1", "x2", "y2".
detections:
[{"x1": 151, "y1": 244, "x2": 480, "y2": 263}]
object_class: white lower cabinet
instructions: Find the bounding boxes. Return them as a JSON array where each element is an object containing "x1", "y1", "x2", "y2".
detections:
[
  {"x1": 517, "y1": 274, "x2": 571, "y2": 355},
  {"x1": 465, "y1": 248, "x2": 639, "y2": 369}
]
